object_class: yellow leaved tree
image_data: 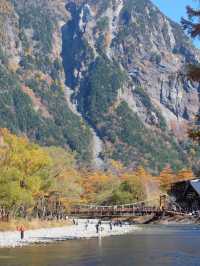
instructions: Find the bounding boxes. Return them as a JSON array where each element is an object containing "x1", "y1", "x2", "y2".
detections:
[{"x1": 0, "y1": 129, "x2": 51, "y2": 219}]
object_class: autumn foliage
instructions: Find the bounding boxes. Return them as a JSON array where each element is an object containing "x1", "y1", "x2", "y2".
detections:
[
  {"x1": 0, "y1": 129, "x2": 196, "y2": 220},
  {"x1": 0, "y1": 1, "x2": 13, "y2": 14},
  {"x1": 154, "y1": 165, "x2": 194, "y2": 191}
]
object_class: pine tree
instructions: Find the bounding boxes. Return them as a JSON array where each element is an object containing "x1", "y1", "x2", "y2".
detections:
[{"x1": 181, "y1": 4, "x2": 200, "y2": 143}]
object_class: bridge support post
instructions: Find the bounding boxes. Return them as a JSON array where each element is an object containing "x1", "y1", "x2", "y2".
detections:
[{"x1": 160, "y1": 195, "x2": 167, "y2": 212}]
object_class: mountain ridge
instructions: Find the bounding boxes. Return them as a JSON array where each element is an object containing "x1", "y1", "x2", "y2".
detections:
[{"x1": 0, "y1": 0, "x2": 199, "y2": 172}]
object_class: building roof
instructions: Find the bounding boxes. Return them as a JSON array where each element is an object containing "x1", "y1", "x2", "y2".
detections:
[{"x1": 190, "y1": 179, "x2": 200, "y2": 196}]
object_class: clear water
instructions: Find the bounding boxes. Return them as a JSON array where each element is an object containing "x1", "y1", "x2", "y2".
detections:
[{"x1": 0, "y1": 225, "x2": 200, "y2": 266}]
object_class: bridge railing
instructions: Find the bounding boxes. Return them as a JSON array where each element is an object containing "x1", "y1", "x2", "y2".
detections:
[
  {"x1": 70, "y1": 204, "x2": 163, "y2": 217},
  {"x1": 69, "y1": 195, "x2": 191, "y2": 217}
]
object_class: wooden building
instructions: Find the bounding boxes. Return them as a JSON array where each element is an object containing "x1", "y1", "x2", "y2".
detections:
[{"x1": 171, "y1": 179, "x2": 200, "y2": 211}]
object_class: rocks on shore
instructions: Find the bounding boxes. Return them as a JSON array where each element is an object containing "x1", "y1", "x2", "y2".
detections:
[{"x1": 0, "y1": 220, "x2": 138, "y2": 248}]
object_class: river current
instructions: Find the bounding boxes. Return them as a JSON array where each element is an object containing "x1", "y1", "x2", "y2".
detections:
[{"x1": 0, "y1": 225, "x2": 200, "y2": 266}]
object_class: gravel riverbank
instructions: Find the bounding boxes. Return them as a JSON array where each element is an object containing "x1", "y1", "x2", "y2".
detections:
[{"x1": 0, "y1": 220, "x2": 138, "y2": 248}]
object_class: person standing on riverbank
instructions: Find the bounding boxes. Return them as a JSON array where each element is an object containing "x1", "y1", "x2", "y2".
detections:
[
  {"x1": 96, "y1": 223, "x2": 98, "y2": 233},
  {"x1": 17, "y1": 225, "x2": 25, "y2": 240},
  {"x1": 109, "y1": 221, "x2": 113, "y2": 231},
  {"x1": 85, "y1": 221, "x2": 88, "y2": 230}
]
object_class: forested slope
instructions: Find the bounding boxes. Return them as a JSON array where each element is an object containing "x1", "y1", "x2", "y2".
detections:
[{"x1": 0, "y1": 0, "x2": 199, "y2": 172}]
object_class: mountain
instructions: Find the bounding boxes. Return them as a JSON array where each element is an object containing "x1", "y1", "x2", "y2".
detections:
[{"x1": 0, "y1": 0, "x2": 199, "y2": 172}]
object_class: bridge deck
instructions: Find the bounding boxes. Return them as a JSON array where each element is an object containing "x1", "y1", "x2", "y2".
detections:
[
  {"x1": 69, "y1": 196, "x2": 188, "y2": 218},
  {"x1": 69, "y1": 207, "x2": 185, "y2": 218}
]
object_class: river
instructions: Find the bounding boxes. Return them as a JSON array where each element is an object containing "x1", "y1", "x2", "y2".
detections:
[{"x1": 0, "y1": 225, "x2": 200, "y2": 266}]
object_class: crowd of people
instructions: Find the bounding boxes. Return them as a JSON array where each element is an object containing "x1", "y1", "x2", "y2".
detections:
[
  {"x1": 73, "y1": 219, "x2": 124, "y2": 234},
  {"x1": 16, "y1": 219, "x2": 126, "y2": 241}
]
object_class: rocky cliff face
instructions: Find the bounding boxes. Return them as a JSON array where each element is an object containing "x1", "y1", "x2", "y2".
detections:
[
  {"x1": 0, "y1": 0, "x2": 93, "y2": 163},
  {"x1": 0, "y1": 0, "x2": 199, "y2": 172},
  {"x1": 64, "y1": 0, "x2": 200, "y2": 123}
]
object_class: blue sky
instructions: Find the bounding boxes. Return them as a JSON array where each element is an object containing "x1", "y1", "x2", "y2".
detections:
[
  {"x1": 152, "y1": 0, "x2": 200, "y2": 47},
  {"x1": 152, "y1": 0, "x2": 199, "y2": 23}
]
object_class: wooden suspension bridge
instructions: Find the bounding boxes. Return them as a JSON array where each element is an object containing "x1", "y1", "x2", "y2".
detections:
[
  {"x1": 70, "y1": 195, "x2": 188, "y2": 219},
  {"x1": 69, "y1": 176, "x2": 200, "y2": 219}
]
